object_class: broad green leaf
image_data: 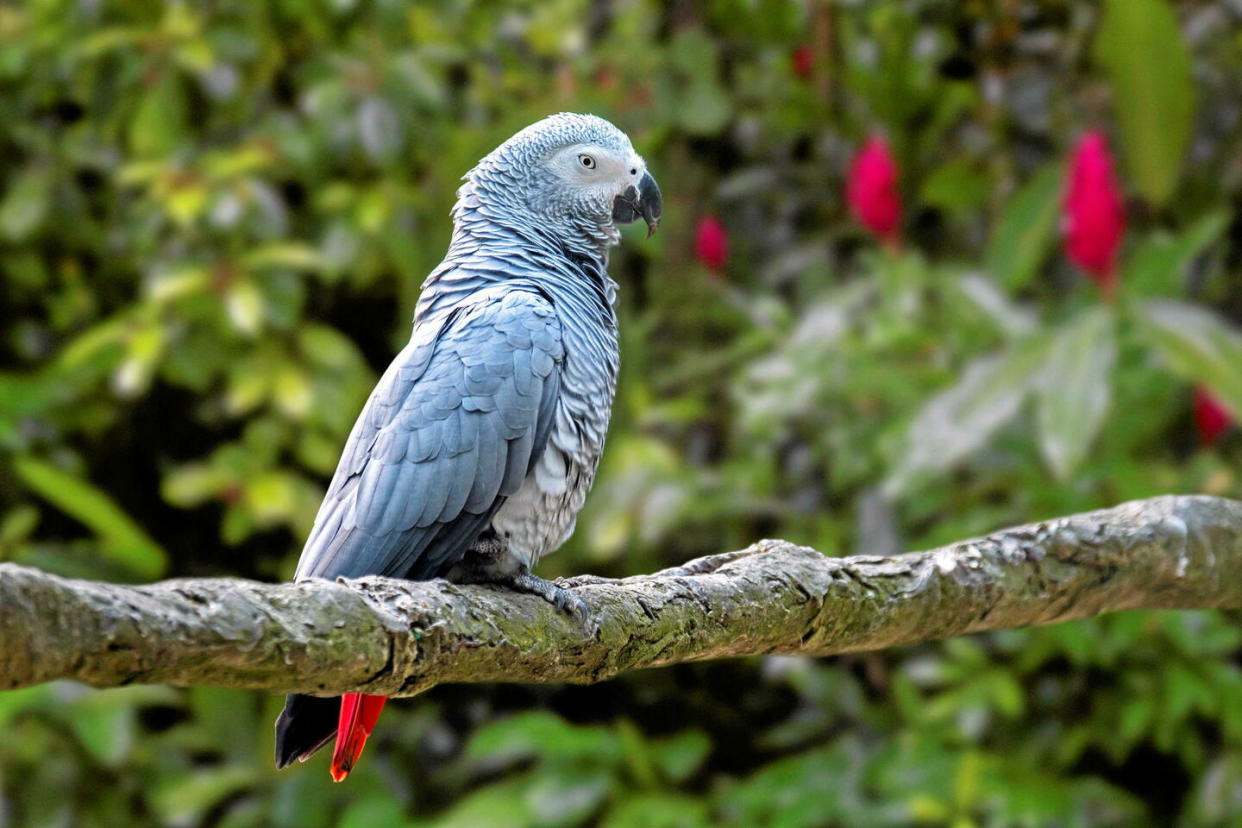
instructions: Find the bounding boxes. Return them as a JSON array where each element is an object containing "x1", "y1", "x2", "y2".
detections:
[
  {"x1": 165, "y1": 180, "x2": 207, "y2": 225},
  {"x1": 55, "y1": 315, "x2": 128, "y2": 369},
  {"x1": 0, "y1": 373, "x2": 72, "y2": 437},
  {"x1": 524, "y1": 765, "x2": 611, "y2": 826},
  {"x1": 243, "y1": 243, "x2": 324, "y2": 271},
  {"x1": 1187, "y1": 755, "x2": 1242, "y2": 825},
  {"x1": 680, "y1": 80, "x2": 731, "y2": 136},
  {"x1": 226, "y1": 279, "x2": 265, "y2": 336},
  {"x1": 0, "y1": 503, "x2": 39, "y2": 543},
  {"x1": 1123, "y1": 210, "x2": 1229, "y2": 299},
  {"x1": 650, "y1": 729, "x2": 711, "y2": 783},
  {"x1": 152, "y1": 767, "x2": 256, "y2": 825},
  {"x1": 273, "y1": 367, "x2": 313, "y2": 418},
  {"x1": 244, "y1": 471, "x2": 297, "y2": 522},
  {"x1": 299, "y1": 324, "x2": 365, "y2": 370},
  {"x1": 714, "y1": 742, "x2": 862, "y2": 825},
  {"x1": 128, "y1": 72, "x2": 189, "y2": 158},
  {"x1": 464, "y1": 711, "x2": 621, "y2": 766},
  {"x1": 339, "y1": 797, "x2": 409, "y2": 828},
  {"x1": 185, "y1": 687, "x2": 259, "y2": 760},
  {"x1": 603, "y1": 794, "x2": 711, "y2": 828},
  {"x1": 162, "y1": 463, "x2": 228, "y2": 506},
  {"x1": 424, "y1": 775, "x2": 536, "y2": 828},
  {"x1": 952, "y1": 273, "x2": 1038, "y2": 339},
  {"x1": 111, "y1": 323, "x2": 165, "y2": 399},
  {"x1": 920, "y1": 159, "x2": 989, "y2": 210},
  {"x1": 69, "y1": 698, "x2": 136, "y2": 767},
  {"x1": 358, "y1": 96, "x2": 403, "y2": 163},
  {"x1": 985, "y1": 163, "x2": 1063, "y2": 292},
  {"x1": 1096, "y1": 0, "x2": 1194, "y2": 206},
  {"x1": 884, "y1": 334, "x2": 1050, "y2": 495},
  {"x1": 1036, "y1": 307, "x2": 1116, "y2": 479},
  {"x1": 669, "y1": 30, "x2": 730, "y2": 135},
  {"x1": 1139, "y1": 300, "x2": 1242, "y2": 418},
  {"x1": 0, "y1": 166, "x2": 52, "y2": 241},
  {"x1": 66, "y1": 686, "x2": 173, "y2": 768},
  {"x1": 0, "y1": 685, "x2": 48, "y2": 729},
  {"x1": 271, "y1": 762, "x2": 338, "y2": 828},
  {"x1": 12, "y1": 457, "x2": 167, "y2": 579}
]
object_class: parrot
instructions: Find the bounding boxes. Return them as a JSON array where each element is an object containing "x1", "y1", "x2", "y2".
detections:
[{"x1": 273, "y1": 113, "x2": 661, "y2": 782}]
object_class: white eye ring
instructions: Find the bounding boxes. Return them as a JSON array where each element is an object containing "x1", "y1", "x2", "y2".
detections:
[{"x1": 578, "y1": 154, "x2": 596, "y2": 170}]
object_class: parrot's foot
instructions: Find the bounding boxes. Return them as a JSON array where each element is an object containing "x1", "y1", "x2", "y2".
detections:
[
  {"x1": 505, "y1": 571, "x2": 589, "y2": 620},
  {"x1": 450, "y1": 531, "x2": 588, "y2": 620}
]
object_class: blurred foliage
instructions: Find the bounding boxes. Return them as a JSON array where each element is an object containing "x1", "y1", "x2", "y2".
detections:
[{"x1": 3, "y1": 0, "x2": 1242, "y2": 825}]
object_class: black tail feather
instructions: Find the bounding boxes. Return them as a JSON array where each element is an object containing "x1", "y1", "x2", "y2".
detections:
[{"x1": 275, "y1": 694, "x2": 340, "y2": 769}]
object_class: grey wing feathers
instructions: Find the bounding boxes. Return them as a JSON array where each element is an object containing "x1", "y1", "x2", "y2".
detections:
[{"x1": 294, "y1": 287, "x2": 562, "y2": 581}]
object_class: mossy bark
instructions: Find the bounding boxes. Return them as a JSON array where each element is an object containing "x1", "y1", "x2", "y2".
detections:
[{"x1": 2, "y1": 496, "x2": 1241, "y2": 697}]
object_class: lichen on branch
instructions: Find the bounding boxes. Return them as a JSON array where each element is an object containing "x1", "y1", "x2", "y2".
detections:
[{"x1": 2, "y1": 496, "x2": 1241, "y2": 697}]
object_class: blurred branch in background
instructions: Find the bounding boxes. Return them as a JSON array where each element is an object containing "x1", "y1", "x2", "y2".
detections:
[{"x1": 4, "y1": 495, "x2": 1240, "y2": 697}]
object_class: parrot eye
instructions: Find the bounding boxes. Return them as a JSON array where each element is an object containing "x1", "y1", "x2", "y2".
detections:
[{"x1": 578, "y1": 154, "x2": 596, "y2": 170}]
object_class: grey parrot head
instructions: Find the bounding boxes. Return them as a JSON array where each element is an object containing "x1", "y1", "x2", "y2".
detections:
[{"x1": 465, "y1": 113, "x2": 662, "y2": 241}]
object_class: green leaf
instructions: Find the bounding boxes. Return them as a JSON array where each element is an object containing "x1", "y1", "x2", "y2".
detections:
[
  {"x1": 0, "y1": 167, "x2": 52, "y2": 241},
  {"x1": 358, "y1": 96, "x2": 403, "y2": 163},
  {"x1": 69, "y1": 697, "x2": 136, "y2": 767},
  {"x1": 602, "y1": 794, "x2": 710, "y2": 828},
  {"x1": 920, "y1": 159, "x2": 989, "y2": 211},
  {"x1": 952, "y1": 273, "x2": 1038, "y2": 340},
  {"x1": 1036, "y1": 307, "x2": 1117, "y2": 479},
  {"x1": 650, "y1": 730, "x2": 711, "y2": 783},
  {"x1": 0, "y1": 685, "x2": 48, "y2": 729},
  {"x1": 464, "y1": 711, "x2": 621, "y2": 766},
  {"x1": 12, "y1": 457, "x2": 168, "y2": 579},
  {"x1": 339, "y1": 797, "x2": 409, "y2": 828},
  {"x1": 524, "y1": 765, "x2": 611, "y2": 826},
  {"x1": 1123, "y1": 210, "x2": 1229, "y2": 299},
  {"x1": 1188, "y1": 754, "x2": 1242, "y2": 824},
  {"x1": 1096, "y1": 0, "x2": 1194, "y2": 206},
  {"x1": 714, "y1": 742, "x2": 864, "y2": 825},
  {"x1": 985, "y1": 163, "x2": 1063, "y2": 292},
  {"x1": 669, "y1": 30, "x2": 730, "y2": 135},
  {"x1": 1139, "y1": 300, "x2": 1242, "y2": 418},
  {"x1": 226, "y1": 279, "x2": 265, "y2": 336},
  {"x1": 423, "y1": 775, "x2": 536, "y2": 828},
  {"x1": 66, "y1": 686, "x2": 173, "y2": 768},
  {"x1": 680, "y1": 81, "x2": 731, "y2": 136},
  {"x1": 243, "y1": 243, "x2": 325, "y2": 271},
  {"x1": 884, "y1": 334, "x2": 1050, "y2": 495},
  {"x1": 0, "y1": 504, "x2": 39, "y2": 544},
  {"x1": 128, "y1": 71, "x2": 189, "y2": 158},
  {"x1": 152, "y1": 767, "x2": 256, "y2": 825}
]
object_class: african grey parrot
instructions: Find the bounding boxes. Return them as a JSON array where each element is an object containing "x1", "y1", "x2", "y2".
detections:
[{"x1": 273, "y1": 113, "x2": 661, "y2": 781}]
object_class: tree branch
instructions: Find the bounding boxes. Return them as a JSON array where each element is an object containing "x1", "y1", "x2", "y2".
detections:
[{"x1": 3, "y1": 495, "x2": 1241, "y2": 697}]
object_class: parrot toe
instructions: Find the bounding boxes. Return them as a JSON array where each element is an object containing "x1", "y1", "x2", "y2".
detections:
[{"x1": 507, "y1": 571, "x2": 590, "y2": 621}]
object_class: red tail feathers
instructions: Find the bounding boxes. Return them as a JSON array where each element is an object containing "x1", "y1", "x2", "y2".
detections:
[{"x1": 330, "y1": 693, "x2": 387, "y2": 782}]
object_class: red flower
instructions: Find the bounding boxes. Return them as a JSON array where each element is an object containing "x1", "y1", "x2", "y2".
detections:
[
  {"x1": 1065, "y1": 131, "x2": 1126, "y2": 297},
  {"x1": 1194, "y1": 386, "x2": 1233, "y2": 447},
  {"x1": 846, "y1": 135, "x2": 902, "y2": 244},
  {"x1": 792, "y1": 45, "x2": 814, "y2": 79},
  {"x1": 694, "y1": 215, "x2": 728, "y2": 273}
]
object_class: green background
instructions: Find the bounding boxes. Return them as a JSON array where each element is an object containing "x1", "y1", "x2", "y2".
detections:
[{"x1": 3, "y1": 0, "x2": 1242, "y2": 824}]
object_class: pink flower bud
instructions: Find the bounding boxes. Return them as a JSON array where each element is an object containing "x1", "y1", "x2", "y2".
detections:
[
  {"x1": 1194, "y1": 386, "x2": 1233, "y2": 447},
  {"x1": 846, "y1": 136, "x2": 901, "y2": 244},
  {"x1": 1065, "y1": 132, "x2": 1126, "y2": 297},
  {"x1": 791, "y1": 45, "x2": 814, "y2": 79},
  {"x1": 694, "y1": 215, "x2": 728, "y2": 273}
]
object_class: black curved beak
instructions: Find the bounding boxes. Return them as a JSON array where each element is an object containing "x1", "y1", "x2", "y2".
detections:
[{"x1": 612, "y1": 170, "x2": 662, "y2": 238}]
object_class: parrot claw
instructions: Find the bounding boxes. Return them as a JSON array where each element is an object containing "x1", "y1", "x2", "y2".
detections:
[{"x1": 508, "y1": 572, "x2": 589, "y2": 621}]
